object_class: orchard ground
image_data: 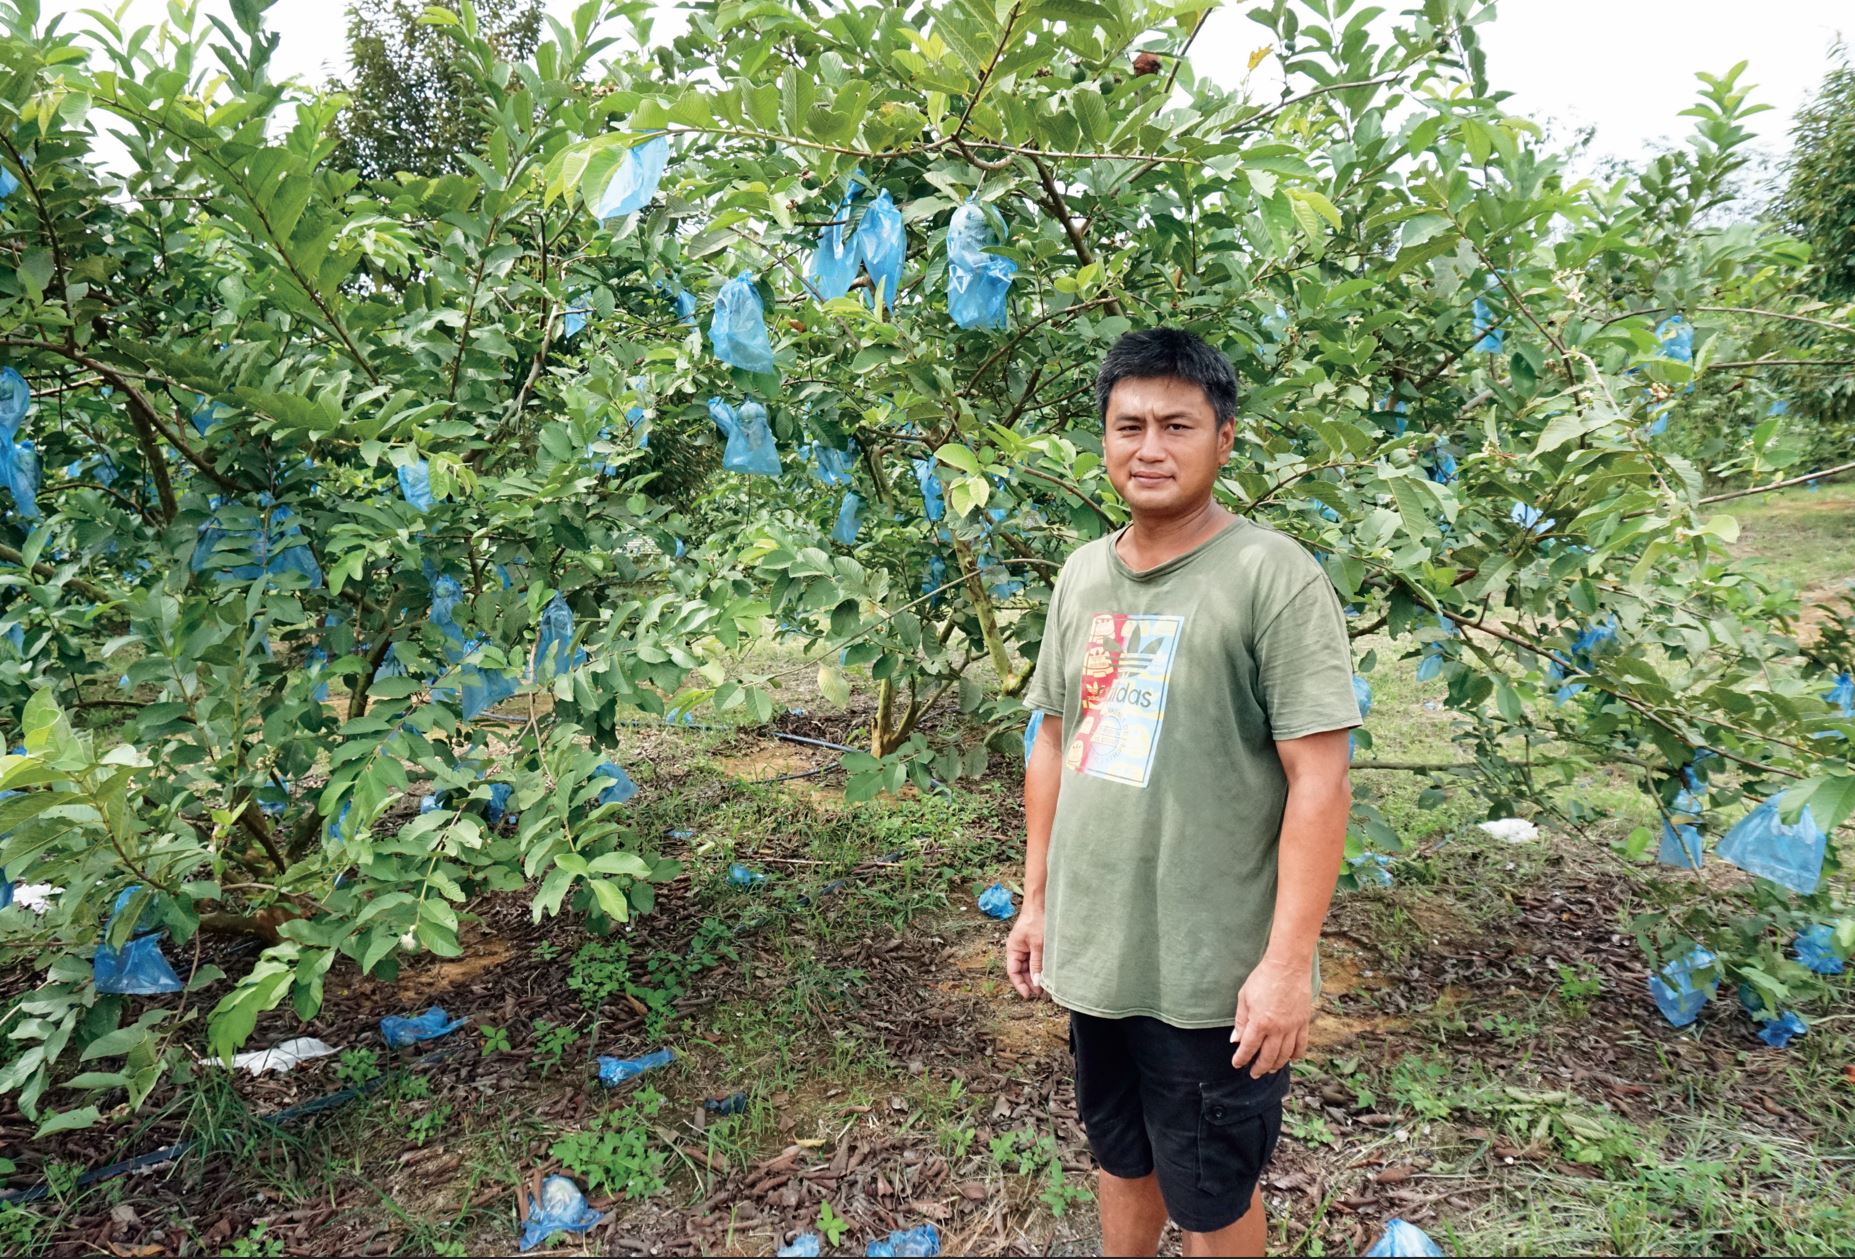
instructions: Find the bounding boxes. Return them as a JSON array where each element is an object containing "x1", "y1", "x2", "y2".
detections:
[{"x1": 5, "y1": 482, "x2": 1853, "y2": 1259}]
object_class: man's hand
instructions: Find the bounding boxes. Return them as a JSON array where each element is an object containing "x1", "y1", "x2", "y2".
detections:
[
  {"x1": 1229, "y1": 956, "x2": 1312, "y2": 1077},
  {"x1": 1005, "y1": 903, "x2": 1045, "y2": 999}
]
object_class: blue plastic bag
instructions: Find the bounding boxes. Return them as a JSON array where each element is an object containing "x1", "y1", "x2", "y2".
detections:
[
  {"x1": 594, "y1": 762, "x2": 637, "y2": 806},
  {"x1": 430, "y1": 574, "x2": 467, "y2": 645},
  {"x1": 708, "y1": 397, "x2": 782, "y2": 477},
  {"x1": 93, "y1": 887, "x2": 185, "y2": 996},
  {"x1": 1509, "y1": 501, "x2": 1555, "y2": 535},
  {"x1": 0, "y1": 166, "x2": 15, "y2": 204},
  {"x1": 1352, "y1": 674, "x2": 1373, "y2": 720},
  {"x1": 1656, "y1": 819, "x2": 1703, "y2": 870},
  {"x1": 709, "y1": 272, "x2": 776, "y2": 374},
  {"x1": 1655, "y1": 314, "x2": 1693, "y2": 363},
  {"x1": 977, "y1": 882, "x2": 1016, "y2": 920},
  {"x1": 1471, "y1": 295, "x2": 1503, "y2": 353},
  {"x1": 727, "y1": 862, "x2": 767, "y2": 888},
  {"x1": 483, "y1": 782, "x2": 515, "y2": 827},
  {"x1": 705, "y1": 1091, "x2": 749, "y2": 1115},
  {"x1": 922, "y1": 553, "x2": 948, "y2": 607},
  {"x1": 190, "y1": 394, "x2": 225, "y2": 437},
  {"x1": 658, "y1": 278, "x2": 697, "y2": 326},
  {"x1": 809, "y1": 442, "x2": 856, "y2": 487},
  {"x1": 947, "y1": 198, "x2": 1016, "y2": 330},
  {"x1": 380, "y1": 1006, "x2": 467, "y2": 1048},
  {"x1": 532, "y1": 594, "x2": 586, "y2": 681},
  {"x1": 913, "y1": 458, "x2": 944, "y2": 522},
  {"x1": 856, "y1": 189, "x2": 906, "y2": 311},
  {"x1": 563, "y1": 294, "x2": 592, "y2": 340},
  {"x1": 1794, "y1": 923, "x2": 1845, "y2": 975},
  {"x1": 1424, "y1": 447, "x2": 1457, "y2": 485},
  {"x1": 398, "y1": 460, "x2": 434, "y2": 511},
  {"x1": 1716, "y1": 796, "x2": 1826, "y2": 896},
  {"x1": 831, "y1": 491, "x2": 863, "y2": 545},
  {"x1": 519, "y1": 1175, "x2": 604, "y2": 1252},
  {"x1": 1758, "y1": 1011, "x2": 1807, "y2": 1048},
  {"x1": 0, "y1": 437, "x2": 39, "y2": 519},
  {"x1": 777, "y1": 1233, "x2": 822, "y2": 1257},
  {"x1": 1348, "y1": 852, "x2": 1394, "y2": 888},
  {"x1": 597, "y1": 1047, "x2": 673, "y2": 1086},
  {"x1": 1648, "y1": 946, "x2": 1718, "y2": 1028},
  {"x1": 867, "y1": 1225, "x2": 940, "y2": 1257},
  {"x1": 805, "y1": 195, "x2": 861, "y2": 301},
  {"x1": 1363, "y1": 1218, "x2": 1446, "y2": 1257},
  {"x1": 591, "y1": 133, "x2": 668, "y2": 220},
  {"x1": 1416, "y1": 616, "x2": 1454, "y2": 682},
  {"x1": 1023, "y1": 710, "x2": 1044, "y2": 764},
  {"x1": 0, "y1": 367, "x2": 26, "y2": 437},
  {"x1": 1828, "y1": 672, "x2": 1854, "y2": 719}
]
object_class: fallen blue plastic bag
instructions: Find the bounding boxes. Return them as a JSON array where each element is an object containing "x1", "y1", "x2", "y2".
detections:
[
  {"x1": 597, "y1": 1047, "x2": 673, "y2": 1086},
  {"x1": 708, "y1": 397, "x2": 782, "y2": 477},
  {"x1": 977, "y1": 882, "x2": 1016, "y2": 920},
  {"x1": 1023, "y1": 710, "x2": 1044, "y2": 764},
  {"x1": 709, "y1": 272, "x2": 776, "y2": 374},
  {"x1": 1648, "y1": 946, "x2": 1718, "y2": 1028},
  {"x1": 1348, "y1": 852, "x2": 1394, "y2": 888},
  {"x1": 1656, "y1": 819, "x2": 1703, "y2": 869},
  {"x1": 856, "y1": 189, "x2": 906, "y2": 310},
  {"x1": 727, "y1": 862, "x2": 767, "y2": 888},
  {"x1": 831, "y1": 491, "x2": 864, "y2": 545},
  {"x1": 595, "y1": 762, "x2": 637, "y2": 806},
  {"x1": 532, "y1": 593, "x2": 587, "y2": 681},
  {"x1": 777, "y1": 1234, "x2": 823, "y2": 1258},
  {"x1": 381, "y1": 1006, "x2": 467, "y2": 1048},
  {"x1": 1758, "y1": 1011, "x2": 1808, "y2": 1048},
  {"x1": 519, "y1": 1174, "x2": 604, "y2": 1252},
  {"x1": 704, "y1": 1091, "x2": 748, "y2": 1115},
  {"x1": 913, "y1": 458, "x2": 944, "y2": 521},
  {"x1": 93, "y1": 887, "x2": 184, "y2": 996},
  {"x1": 1794, "y1": 923, "x2": 1845, "y2": 975},
  {"x1": 1716, "y1": 796, "x2": 1825, "y2": 896},
  {"x1": 591, "y1": 133, "x2": 668, "y2": 220},
  {"x1": 398, "y1": 460, "x2": 435, "y2": 511},
  {"x1": 947, "y1": 198, "x2": 1017, "y2": 330},
  {"x1": 1363, "y1": 1218, "x2": 1446, "y2": 1257},
  {"x1": 867, "y1": 1224, "x2": 940, "y2": 1257}
]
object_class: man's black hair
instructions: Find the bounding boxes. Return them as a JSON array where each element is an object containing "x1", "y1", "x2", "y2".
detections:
[{"x1": 1094, "y1": 327, "x2": 1239, "y2": 428}]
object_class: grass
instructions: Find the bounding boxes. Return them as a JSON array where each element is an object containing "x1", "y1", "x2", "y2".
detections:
[{"x1": 1729, "y1": 479, "x2": 1855, "y2": 596}]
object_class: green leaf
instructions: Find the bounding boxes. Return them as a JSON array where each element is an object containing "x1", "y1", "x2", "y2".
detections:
[
  {"x1": 818, "y1": 663, "x2": 851, "y2": 708},
  {"x1": 1807, "y1": 774, "x2": 1855, "y2": 832},
  {"x1": 35, "y1": 1106, "x2": 101, "y2": 1138}
]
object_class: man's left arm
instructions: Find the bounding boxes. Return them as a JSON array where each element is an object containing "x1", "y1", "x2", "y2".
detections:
[{"x1": 1227, "y1": 732, "x2": 1352, "y2": 1077}]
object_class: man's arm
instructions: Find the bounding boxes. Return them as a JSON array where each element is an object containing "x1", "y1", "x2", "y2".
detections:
[
  {"x1": 1006, "y1": 712, "x2": 1063, "y2": 999},
  {"x1": 1228, "y1": 727, "x2": 1351, "y2": 1075}
]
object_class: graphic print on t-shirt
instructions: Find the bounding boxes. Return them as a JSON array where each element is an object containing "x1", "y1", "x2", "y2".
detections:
[{"x1": 1065, "y1": 612, "x2": 1185, "y2": 787}]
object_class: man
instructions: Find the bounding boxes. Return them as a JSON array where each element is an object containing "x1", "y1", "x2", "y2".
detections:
[{"x1": 1008, "y1": 327, "x2": 1360, "y2": 1257}]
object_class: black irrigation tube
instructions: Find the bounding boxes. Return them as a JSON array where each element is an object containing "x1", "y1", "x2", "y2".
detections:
[{"x1": 0, "y1": 1047, "x2": 459, "y2": 1207}]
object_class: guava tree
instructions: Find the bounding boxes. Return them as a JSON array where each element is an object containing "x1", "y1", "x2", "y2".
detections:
[{"x1": 0, "y1": 0, "x2": 1849, "y2": 1135}]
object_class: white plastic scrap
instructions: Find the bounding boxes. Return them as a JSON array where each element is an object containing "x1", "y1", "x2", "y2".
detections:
[
  {"x1": 207, "y1": 1037, "x2": 340, "y2": 1076},
  {"x1": 13, "y1": 883, "x2": 60, "y2": 913},
  {"x1": 1477, "y1": 818, "x2": 1539, "y2": 844}
]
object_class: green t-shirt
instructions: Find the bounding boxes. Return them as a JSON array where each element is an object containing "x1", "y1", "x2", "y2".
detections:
[{"x1": 1023, "y1": 516, "x2": 1361, "y2": 1029}]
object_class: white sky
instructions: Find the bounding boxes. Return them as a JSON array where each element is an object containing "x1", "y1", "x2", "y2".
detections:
[{"x1": 40, "y1": 0, "x2": 1855, "y2": 182}]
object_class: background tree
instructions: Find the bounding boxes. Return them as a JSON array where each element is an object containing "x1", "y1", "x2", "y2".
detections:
[{"x1": 328, "y1": 0, "x2": 545, "y2": 180}]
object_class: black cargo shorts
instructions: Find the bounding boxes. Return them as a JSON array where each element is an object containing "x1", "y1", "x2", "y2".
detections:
[{"x1": 1068, "y1": 1010, "x2": 1288, "y2": 1234}]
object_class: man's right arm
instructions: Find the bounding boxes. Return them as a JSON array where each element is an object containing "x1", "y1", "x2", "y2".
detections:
[{"x1": 1006, "y1": 712, "x2": 1063, "y2": 999}]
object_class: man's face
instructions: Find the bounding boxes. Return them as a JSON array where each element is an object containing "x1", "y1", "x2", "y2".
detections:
[{"x1": 1102, "y1": 375, "x2": 1234, "y2": 518}]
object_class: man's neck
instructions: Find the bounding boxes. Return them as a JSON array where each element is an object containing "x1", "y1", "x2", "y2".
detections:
[{"x1": 1117, "y1": 500, "x2": 1233, "y2": 570}]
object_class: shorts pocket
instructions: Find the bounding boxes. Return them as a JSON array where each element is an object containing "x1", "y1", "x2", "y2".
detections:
[{"x1": 1194, "y1": 1080, "x2": 1283, "y2": 1197}]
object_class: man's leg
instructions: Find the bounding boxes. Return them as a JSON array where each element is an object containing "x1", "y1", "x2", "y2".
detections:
[
  {"x1": 1178, "y1": 1186, "x2": 1265, "y2": 1257},
  {"x1": 1097, "y1": 1168, "x2": 1168, "y2": 1257}
]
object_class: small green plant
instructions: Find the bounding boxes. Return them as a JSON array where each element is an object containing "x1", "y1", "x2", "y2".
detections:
[
  {"x1": 816, "y1": 1201, "x2": 850, "y2": 1247},
  {"x1": 1285, "y1": 1110, "x2": 1340, "y2": 1148},
  {"x1": 938, "y1": 1121, "x2": 977, "y2": 1161},
  {"x1": 224, "y1": 1222, "x2": 285, "y2": 1258},
  {"x1": 430, "y1": 1241, "x2": 469, "y2": 1258},
  {"x1": 987, "y1": 1127, "x2": 1093, "y2": 1218},
  {"x1": 567, "y1": 937, "x2": 633, "y2": 1010},
  {"x1": 0, "y1": 1202, "x2": 43, "y2": 1256},
  {"x1": 479, "y1": 1025, "x2": 512, "y2": 1055},
  {"x1": 530, "y1": 1019, "x2": 584, "y2": 1076},
  {"x1": 336, "y1": 1048, "x2": 382, "y2": 1087},
  {"x1": 550, "y1": 1087, "x2": 670, "y2": 1200},
  {"x1": 407, "y1": 1101, "x2": 453, "y2": 1147},
  {"x1": 1556, "y1": 962, "x2": 1604, "y2": 1016},
  {"x1": 533, "y1": 941, "x2": 561, "y2": 962}
]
